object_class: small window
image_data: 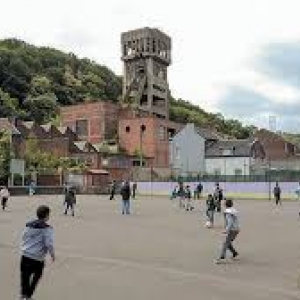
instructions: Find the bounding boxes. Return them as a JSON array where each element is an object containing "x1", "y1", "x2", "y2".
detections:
[
  {"x1": 125, "y1": 126, "x2": 130, "y2": 133},
  {"x1": 75, "y1": 119, "x2": 88, "y2": 136},
  {"x1": 158, "y1": 126, "x2": 165, "y2": 140}
]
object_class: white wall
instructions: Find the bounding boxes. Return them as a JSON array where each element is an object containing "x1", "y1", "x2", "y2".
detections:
[
  {"x1": 170, "y1": 124, "x2": 205, "y2": 175},
  {"x1": 205, "y1": 157, "x2": 251, "y2": 175}
]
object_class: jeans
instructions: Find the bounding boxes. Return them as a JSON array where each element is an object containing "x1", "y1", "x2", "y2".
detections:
[
  {"x1": 20, "y1": 256, "x2": 44, "y2": 298},
  {"x1": 122, "y1": 199, "x2": 130, "y2": 214},
  {"x1": 206, "y1": 210, "x2": 214, "y2": 224},
  {"x1": 219, "y1": 230, "x2": 239, "y2": 259}
]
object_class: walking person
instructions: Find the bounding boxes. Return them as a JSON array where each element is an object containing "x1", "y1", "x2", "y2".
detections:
[
  {"x1": 185, "y1": 185, "x2": 194, "y2": 211},
  {"x1": 109, "y1": 180, "x2": 117, "y2": 200},
  {"x1": 120, "y1": 180, "x2": 131, "y2": 215},
  {"x1": 195, "y1": 182, "x2": 203, "y2": 200},
  {"x1": 64, "y1": 188, "x2": 76, "y2": 216},
  {"x1": 273, "y1": 182, "x2": 282, "y2": 205},
  {"x1": 214, "y1": 183, "x2": 223, "y2": 212},
  {"x1": 205, "y1": 194, "x2": 215, "y2": 228},
  {"x1": 132, "y1": 181, "x2": 137, "y2": 199},
  {"x1": 215, "y1": 199, "x2": 240, "y2": 264},
  {"x1": 178, "y1": 181, "x2": 185, "y2": 209},
  {"x1": 20, "y1": 205, "x2": 55, "y2": 299},
  {"x1": 0, "y1": 185, "x2": 10, "y2": 211}
]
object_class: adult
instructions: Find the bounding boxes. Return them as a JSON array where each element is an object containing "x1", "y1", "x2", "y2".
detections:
[
  {"x1": 214, "y1": 183, "x2": 223, "y2": 212},
  {"x1": 64, "y1": 188, "x2": 76, "y2": 216},
  {"x1": 120, "y1": 181, "x2": 131, "y2": 215},
  {"x1": 195, "y1": 182, "x2": 203, "y2": 199},
  {"x1": 109, "y1": 180, "x2": 117, "y2": 200},
  {"x1": 273, "y1": 182, "x2": 282, "y2": 205},
  {"x1": 132, "y1": 182, "x2": 137, "y2": 199}
]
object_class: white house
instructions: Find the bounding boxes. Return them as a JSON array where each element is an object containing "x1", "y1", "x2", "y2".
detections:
[
  {"x1": 169, "y1": 123, "x2": 219, "y2": 176},
  {"x1": 205, "y1": 139, "x2": 265, "y2": 176}
]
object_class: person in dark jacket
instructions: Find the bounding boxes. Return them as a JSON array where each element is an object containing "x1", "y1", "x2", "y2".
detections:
[
  {"x1": 109, "y1": 180, "x2": 117, "y2": 200},
  {"x1": 132, "y1": 182, "x2": 137, "y2": 199},
  {"x1": 273, "y1": 182, "x2": 282, "y2": 205},
  {"x1": 120, "y1": 181, "x2": 131, "y2": 215},
  {"x1": 206, "y1": 194, "x2": 215, "y2": 227},
  {"x1": 64, "y1": 188, "x2": 76, "y2": 216},
  {"x1": 214, "y1": 183, "x2": 223, "y2": 212}
]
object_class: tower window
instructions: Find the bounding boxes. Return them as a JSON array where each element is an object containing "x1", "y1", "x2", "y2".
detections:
[{"x1": 125, "y1": 126, "x2": 130, "y2": 133}]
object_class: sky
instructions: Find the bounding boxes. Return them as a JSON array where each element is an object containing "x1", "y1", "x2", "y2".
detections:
[{"x1": 1, "y1": 0, "x2": 300, "y2": 132}]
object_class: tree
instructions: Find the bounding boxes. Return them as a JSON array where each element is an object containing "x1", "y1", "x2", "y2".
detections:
[
  {"x1": 0, "y1": 131, "x2": 10, "y2": 180},
  {"x1": 24, "y1": 93, "x2": 59, "y2": 124}
]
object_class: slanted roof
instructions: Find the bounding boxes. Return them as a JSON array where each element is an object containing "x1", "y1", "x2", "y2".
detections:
[
  {"x1": 0, "y1": 118, "x2": 20, "y2": 135},
  {"x1": 57, "y1": 126, "x2": 68, "y2": 134},
  {"x1": 73, "y1": 141, "x2": 97, "y2": 153},
  {"x1": 40, "y1": 123, "x2": 52, "y2": 132},
  {"x1": 195, "y1": 127, "x2": 220, "y2": 141},
  {"x1": 22, "y1": 121, "x2": 34, "y2": 129},
  {"x1": 205, "y1": 139, "x2": 255, "y2": 157}
]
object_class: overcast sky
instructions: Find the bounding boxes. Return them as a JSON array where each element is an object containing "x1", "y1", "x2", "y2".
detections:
[{"x1": 1, "y1": 0, "x2": 300, "y2": 132}]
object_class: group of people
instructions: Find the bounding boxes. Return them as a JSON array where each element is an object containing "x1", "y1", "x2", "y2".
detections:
[{"x1": 5, "y1": 179, "x2": 300, "y2": 299}]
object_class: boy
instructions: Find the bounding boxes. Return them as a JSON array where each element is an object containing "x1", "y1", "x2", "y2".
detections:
[
  {"x1": 206, "y1": 194, "x2": 215, "y2": 227},
  {"x1": 215, "y1": 199, "x2": 240, "y2": 264},
  {"x1": 0, "y1": 185, "x2": 10, "y2": 210},
  {"x1": 20, "y1": 205, "x2": 55, "y2": 299},
  {"x1": 185, "y1": 185, "x2": 193, "y2": 211},
  {"x1": 64, "y1": 188, "x2": 76, "y2": 216}
]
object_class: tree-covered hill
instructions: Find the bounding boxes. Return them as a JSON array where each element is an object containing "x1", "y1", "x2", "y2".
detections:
[{"x1": 0, "y1": 38, "x2": 254, "y2": 138}]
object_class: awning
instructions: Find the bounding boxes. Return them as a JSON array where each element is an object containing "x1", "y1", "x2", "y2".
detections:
[{"x1": 88, "y1": 169, "x2": 109, "y2": 175}]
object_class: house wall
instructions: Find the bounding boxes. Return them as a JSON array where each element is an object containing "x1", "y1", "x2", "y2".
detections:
[
  {"x1": 169, "y1": 123, "x2": 205, "y2": 175},
  {"x1": 205, "y1": 156, "x2": 251, "y2": 175}
]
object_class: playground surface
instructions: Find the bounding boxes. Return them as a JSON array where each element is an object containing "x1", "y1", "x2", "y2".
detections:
[{"x1": 0, "y1": 195, "x2": 300, "y2": 300}]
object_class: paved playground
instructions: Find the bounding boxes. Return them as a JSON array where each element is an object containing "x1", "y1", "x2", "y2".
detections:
[{"x1": 0, "y1": 195, "x2": 300, "y2": 300}]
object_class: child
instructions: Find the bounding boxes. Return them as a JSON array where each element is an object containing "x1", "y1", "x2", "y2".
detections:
[
  {"x1": 64, "y1": 188, "x2": 76, "y2": 216},
  {"x1": 273, "y1": 182, "x2": 281, "y2": 205},
  {"x1": 0, "y1": 185, "x2": 10, "y2": 211},
  {"x1": 170, "y1": 186, "x2": 178, "y2": 200},
  {"x1": 177, "y1": 182, "x2": 185, "y2": 208},
  {"x1": 215, "y1": 199, "x2": 240, "y2": 264},
  {"x1": 120, "y1": 180, "x2": 131, "y2": 215},
  {"x1": 206, "y1": 194, "x2": 215, "y2": 227},
  {"x1": 20, "y1": 205, "x2": 55, "y2": 299}
]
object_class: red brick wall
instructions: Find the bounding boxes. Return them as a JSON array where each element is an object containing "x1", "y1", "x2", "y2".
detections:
[
  {"x1": 118, "y1": 116, "x2": 171, "y2": 167},
  {"x1": 60, "y1": 101, "x2": 119, "y2": 144}
]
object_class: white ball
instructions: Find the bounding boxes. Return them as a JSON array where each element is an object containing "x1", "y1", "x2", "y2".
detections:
[{"x1": 205, "y1": 221, "x2": 212, "y2": 228}]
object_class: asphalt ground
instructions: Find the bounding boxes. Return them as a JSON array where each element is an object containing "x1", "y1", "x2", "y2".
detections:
[{"x1": 0, "y1": 195, "x2": 300, "y2": 300}]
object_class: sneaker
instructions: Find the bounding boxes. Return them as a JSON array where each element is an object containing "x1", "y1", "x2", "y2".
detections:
[
  {"x1": 232, "y1": 253, "x2": 239, "y2": 260},
  {"x1": 214, "y1": 258, "x2": 226, "y2": 264}
]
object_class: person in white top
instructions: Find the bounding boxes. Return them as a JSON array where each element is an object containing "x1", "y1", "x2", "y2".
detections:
[{"x1": 0, "y1": 185, "x2": 10, "y2": 211}]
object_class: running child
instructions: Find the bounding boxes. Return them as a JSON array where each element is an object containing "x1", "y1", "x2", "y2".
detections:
[{"x1": 0, "y1": 185, "x2": 10, "y2": 211}]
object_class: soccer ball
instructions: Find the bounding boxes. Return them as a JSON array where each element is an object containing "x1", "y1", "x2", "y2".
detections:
[{"x1": 205, "y1": 221, "x2": 212, "y2": 228}]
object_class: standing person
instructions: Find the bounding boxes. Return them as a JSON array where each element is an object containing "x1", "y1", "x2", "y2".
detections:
[
  {"x1": 206, "y1": 194, "x2": 215, "y2": 227},
  {"x1": 295, "y1": 182, "x2": 300, "y2": 218},
  {"x1": 132, "y1": 182, "x2": 137, "y2": 199},
  {"x1": 214, "y1": 183, "x2": 223, "y2": 212},
  {"x1": 196, "y1": 182, "x2": 203, "y2": 199},
  {"x1": 185, "y1": 185, "x2": 193, "y2": 211},
  {"x1": 120, "y1": 180, "x2": 131, "y2": 215},
  {"x1": 28, "y1": 181, "x2": 36, "y2": 196},
  {"x1": 215, "y1": 199, "x2": 240, "y2": 264},
  {"x1": 0, "y1": 185, "x2": 10, "y2": 211},
  {"x1": 64, "y1": 188, "x2": 76, "y2": 216},
  {"x1": 109, "y1": 180, "x2": 117, "y2": 200},
  {"x1": 177, "y1": 181, "x2": 185, "y2": 208},
  {"x1": 20, "y1": 205, "x2": 55, "y2": 299},
  {"x1": 273, "y1": 182, "x2": 282, "y2": 205}
]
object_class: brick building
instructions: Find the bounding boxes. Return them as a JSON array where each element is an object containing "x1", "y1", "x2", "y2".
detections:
[
  {"x1": 118, "y1": 115, "x2": 179, "y2": 167},
  {"x1": 60, "y1": 101, "x2": 119, "y2": 144}
]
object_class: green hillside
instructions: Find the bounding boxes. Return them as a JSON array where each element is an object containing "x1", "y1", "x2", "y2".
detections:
[{"x1": 0, "y1": 38, "x2": 253, "y2": 138}]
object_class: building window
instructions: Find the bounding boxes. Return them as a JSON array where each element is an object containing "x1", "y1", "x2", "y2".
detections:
[
  {"x1": 126, "y1": 126, "x2": 130, "y2": 133},
  {"x1": 222, "y1": 149, "x2": 232, "y2": 156},
  {"x1": 75, "y1": 119, "x2": 88, "y2": 136},
  {"x1": 234, "y1": 169, "x2": 243, "y2": 176},
  {"x1": 214, "y1": 169, "x2": 221, "y2": 176},
  {"x1": 158, "y1": 125, "x2": 165, "y2": 140}
]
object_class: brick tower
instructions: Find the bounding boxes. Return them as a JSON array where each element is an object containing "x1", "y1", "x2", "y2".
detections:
[{"x1": 121, "y1": 27, "x2": 171, "y2": 119}]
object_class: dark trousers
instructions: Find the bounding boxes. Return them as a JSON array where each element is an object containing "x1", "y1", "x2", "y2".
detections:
[
  {"x1": 110, "y1": 190, "x2": 115, "y2": 200},
  {"x1": 20, "y1": 256, "x2": 44, "y2": 298},
  {"x1": 64, "y1": 202, "x2": 75, "y2": 216},
  {"x1": 220, "y1": 230, "x2": 239, "y2": 259},
  {"x1": 1, "y1": 197, "x2": 8, "y2": 210},
  {"x1": 275, "y1": 195, "x2": 281, "y2": 205}
]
